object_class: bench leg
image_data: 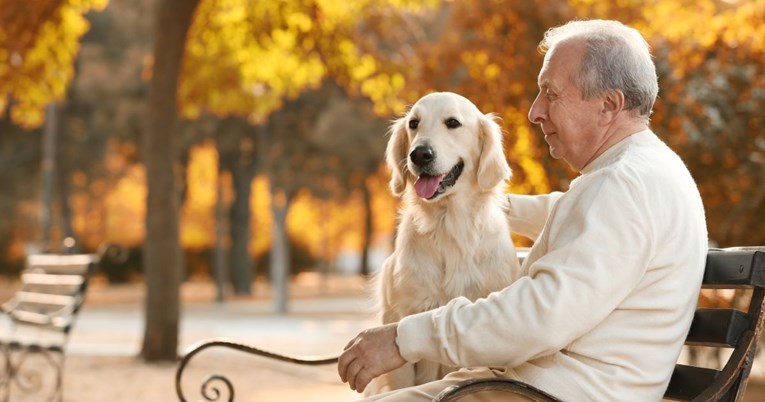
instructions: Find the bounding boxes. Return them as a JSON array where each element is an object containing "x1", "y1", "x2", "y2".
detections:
[
  {"x1": 5, "y1": 345, "x2": 64, "y2": 402},
  {"x1": 0, "y1": 344, "x2": 10, "y2": 402}
]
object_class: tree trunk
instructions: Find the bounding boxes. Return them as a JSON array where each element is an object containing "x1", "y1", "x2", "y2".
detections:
[
  {"x1": 41, "y1": 103, "x2": 57, "y2": 252},
  {"x1": 141, "y1": 0, "x2": 199, "y2": 362},
  {"x1": 229, "y1": 147, "x2": 254, "y2": 295},
  {"x1": 270, "y1": 191, "x2": 291, "y2": 314},
  {"x1": 360, "y1": 179, "x2": 373, "y2": 276},
  {"x1": 213, "y1": 157, "x2": 229, "y2": 303},
  {"x1": 57, "y1": 159, "x2": 78, "y2": 253},
  {"x1": 318, "y1": 199, "x2": 331, "y2": 293}
]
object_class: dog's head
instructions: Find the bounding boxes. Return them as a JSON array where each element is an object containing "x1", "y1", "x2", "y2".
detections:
[{"x1": 385, "y1": 92, "x2": 511, "y2": 201}]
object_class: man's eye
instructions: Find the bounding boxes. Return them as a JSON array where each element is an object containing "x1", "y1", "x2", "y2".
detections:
[
  {"x1": 408, "y1": 119, "x2": 419, "y2": 129},
  {"x1": 545, "y1": 90, "x2": 556, "y2": 100},
  {"x1": 445, "y1": 118, "x2": 461, "y2": 129}
]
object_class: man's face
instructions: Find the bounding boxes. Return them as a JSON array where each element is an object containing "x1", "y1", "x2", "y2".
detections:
[{"x1": 528, "y1": 40, "x2": 607, "y2": 171}]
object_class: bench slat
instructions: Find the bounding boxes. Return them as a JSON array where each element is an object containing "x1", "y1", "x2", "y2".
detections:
[
  {"x1": 14, "y1": 291, "x2": 77, "y2": 308},
  {"x1": 703, "y1": 249, "x2": 765, "y2": 288},
  {"x1": 7, "y1": 309, "x2": 73, "y2": 329},
  {"x1": 4, "y1": 254, "x2": 96, "y2": 332},
  {"x1": 27, "y1": 264, "x2": 91, "y2": 276},
  {"x1": 665, "y1": 364, "x2": 721, "y2": 401},
  {"x1": 686, "y1": 308, "x2": 749, "y2": 347},
  {"x1": 20, "y1": 273, "x2": 85, "y2": 287},
  {"x1": 26, "y1": 254, "x2": 94, "y2": 267},
  {"x1": 19, "y1": 284, "x2": 82, "y2": 296}
]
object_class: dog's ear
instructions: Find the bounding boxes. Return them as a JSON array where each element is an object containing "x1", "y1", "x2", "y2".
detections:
[
  {"x1": 477, "y1": 113, "x2": 512, "y2": 190},
  {"x1": 385, "y1": 116, "x2": 410, "y2": 197}
]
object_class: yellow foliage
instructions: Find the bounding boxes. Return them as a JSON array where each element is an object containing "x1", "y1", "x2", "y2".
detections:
[
  {"x1": 103, "y1": 165, "x2": 147, "y2": 246},
  {"x1": 361, "y1": 73, "x2": 409, "y2": 115},
  {"x1": 350, "y1": 53, "x2": 378, "y2": 82},
  {"x1": 9, "y1": 0, "x2": 764, "y2": 253},
  {"x1": 181, "y1": 0, "x2": 436, "y2": 122},
  {"x1": 2, "y1": 0, "x2": 436, "y2": 127},
  {"x1": 286, "y1": 11, "x2": 314, "y2": 32},
  {"x1": 182, "y1": 142, "x2": 220, "y2": 249},
  {"x1": 570, "y1": 0, "x2": 765, "y2": 58},
  {"x1": 0, "y1": 0, "x2": 108, "y2": 129},
  {"x1": 182, "y1": 0, "x2": 342, "y2": 120}
]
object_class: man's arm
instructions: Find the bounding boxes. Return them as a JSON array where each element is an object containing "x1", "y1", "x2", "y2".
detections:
[
  {"x1": 399, "y1": 174, "x2": 652, "y2": 367},
  {"x1": 507, "y1": 192, "x2": 564, "y2": 240}
]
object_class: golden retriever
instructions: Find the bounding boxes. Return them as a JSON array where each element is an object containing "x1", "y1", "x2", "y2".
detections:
[{"x1": 367, "y1": 92, "x2": 522, "y2": 394}]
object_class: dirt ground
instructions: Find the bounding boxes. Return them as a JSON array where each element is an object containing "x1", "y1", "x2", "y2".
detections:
[{"x1": 3, "y1": 276, "x2": 765, "y2": 402}]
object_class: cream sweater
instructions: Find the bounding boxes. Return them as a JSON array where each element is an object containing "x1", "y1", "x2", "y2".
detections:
[{"x1": 396, "y1": 130, "x2": 708, "y2": 401}]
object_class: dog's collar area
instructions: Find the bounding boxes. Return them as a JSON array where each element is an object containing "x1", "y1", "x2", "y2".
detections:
[{"x1": 415, "y1": 160, "x2": 464, "y2": 200}]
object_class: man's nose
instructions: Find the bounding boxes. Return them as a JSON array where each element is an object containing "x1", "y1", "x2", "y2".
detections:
[{"x1": 528, "y1": 94, "x2": 546, "y2": 125}]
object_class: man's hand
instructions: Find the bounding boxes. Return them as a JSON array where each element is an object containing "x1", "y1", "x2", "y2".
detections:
[{"x1": 337, "y1": 323, "x2": 406, "y2": 393}]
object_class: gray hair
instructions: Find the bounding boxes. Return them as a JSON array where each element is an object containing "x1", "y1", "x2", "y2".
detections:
[{"x1": 539, "y1": 19, "x2": 658, "y2": 121}]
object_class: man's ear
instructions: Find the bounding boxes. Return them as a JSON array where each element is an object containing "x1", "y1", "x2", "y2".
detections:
[
  {"x1": 477, "y1": 113, "x2": 512, "y2": 190},
  {"x1": 600, "y1": 89, "x2": 625, "y2": 124},
  {"x1": 385, "y1": 117, "x2": 410, "y2": 197}
]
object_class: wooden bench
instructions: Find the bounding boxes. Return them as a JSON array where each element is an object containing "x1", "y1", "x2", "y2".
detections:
[
  {"x1": 0, "y1": 253, "x2": 98, "y2": 402},
  {"x1": 174, "y1": 247, "x2": 765, "y2": 402}
]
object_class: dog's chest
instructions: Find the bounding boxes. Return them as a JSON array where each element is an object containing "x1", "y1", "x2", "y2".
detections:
[
  {"x1": 397, "y1": 230, "x2": 516, "y2": 306},
  {"x1": 391, "y1": 201, "x2": 520, "y2": 312}
]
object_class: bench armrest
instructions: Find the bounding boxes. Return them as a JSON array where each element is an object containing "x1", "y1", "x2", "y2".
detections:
[
  {"x1": 175, "y1": 338, "x2": 339, "y2": 402},
  {"x1": 434, "y1": 378, "x2": 562, "y2": 402}
]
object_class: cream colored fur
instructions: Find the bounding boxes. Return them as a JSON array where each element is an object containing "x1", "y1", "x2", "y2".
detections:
[{"x1": 366, "y1": 92, "x2": 522, "y2": 395}]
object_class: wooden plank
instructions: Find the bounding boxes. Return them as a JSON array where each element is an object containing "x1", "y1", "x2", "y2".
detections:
[
  {"x1": 665, "y1": 365, "x2": 720, "y2": 401},
  {"x1": 8, "y1": 309, "x2": 73, "y2": 329},
  {"x1": 27, "y1": 263, "x2": 91, "y2": 276},
  {"x1": 26, "y1": 254, "x2": 94, "y2": 267},
  {"x1": 14, "y1": 291, "x2": 76, "y2": 307},
  {"x1": 4, "y1": 254, "x2": 95, "y2": 332},
  {"x1": 20, "y1": 273, "x2": 84, "y2": 286},
  {"x1": 703, "y1": 249, "x2": 765, "y2": 289},
  {"x1": 26, "y1": 254, "x2": 95, "y2": 276},
  {"x1": 686, "y1": 308, "x2": 749, "y2": 347},
  {"x1": 20, "y1": 283, "x2": 82, "y2": 296}
]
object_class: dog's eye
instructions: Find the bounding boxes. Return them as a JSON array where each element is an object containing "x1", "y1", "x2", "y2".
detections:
[
  {"x1": 408, "y1": 119, "x2": 419, "y2": 130},
  {"x1": 445, "y1": 118, "x2": 461, "y2": 129}
]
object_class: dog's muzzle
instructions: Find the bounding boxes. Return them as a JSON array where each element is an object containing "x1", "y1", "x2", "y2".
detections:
[{"x1": 414, "y1": 160, "x2": 464, "y2": 200}]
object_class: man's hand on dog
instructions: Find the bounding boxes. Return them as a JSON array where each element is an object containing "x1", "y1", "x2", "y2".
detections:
[{"x1": 338, "y1": 323, "x2": 406, "y2": 393}]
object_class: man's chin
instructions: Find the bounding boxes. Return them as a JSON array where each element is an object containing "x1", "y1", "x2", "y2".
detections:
[{"x1": 548, "y1": 146, "x2": 563, "y2": 160}]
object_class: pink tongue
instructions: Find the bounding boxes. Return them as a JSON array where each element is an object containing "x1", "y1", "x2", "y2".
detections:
[{"x1": 414, "y1": 174, "x2": 445, "y2": 199}]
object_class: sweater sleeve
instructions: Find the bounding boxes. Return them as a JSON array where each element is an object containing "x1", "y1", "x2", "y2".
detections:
[
  {"x1": 397, "y1": 172, "x2": 652, "y2": 367},
  {"x1": 507, "y1": 192, "x2": 563, "y2": 240}
]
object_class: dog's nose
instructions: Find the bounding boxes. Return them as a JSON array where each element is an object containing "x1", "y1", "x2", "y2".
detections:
[{"x1": 410, "y1": 146, "x2": 435, "y2": 167}]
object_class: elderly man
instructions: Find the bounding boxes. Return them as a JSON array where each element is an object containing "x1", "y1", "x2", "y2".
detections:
[{"x1": 338, "y1": 19, "x2": 707, "y2": 401}]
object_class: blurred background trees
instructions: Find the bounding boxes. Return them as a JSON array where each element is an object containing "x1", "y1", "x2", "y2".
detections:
[{"x1": 1, "y1": 0, "x2": 763, "y2": 360}]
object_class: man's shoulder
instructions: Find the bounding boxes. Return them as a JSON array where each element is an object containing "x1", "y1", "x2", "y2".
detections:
[{"x1": 602, "y1": 133, "x2": 690, "y2": 187}]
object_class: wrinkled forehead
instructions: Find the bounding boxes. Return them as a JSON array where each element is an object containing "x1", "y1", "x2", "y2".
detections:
[
  {"x1": 538, "y1": 40, "x2": 585, "y2": 84},
  {"x1": 408, "y1": 93, "x2": 481, "y2": 122}
]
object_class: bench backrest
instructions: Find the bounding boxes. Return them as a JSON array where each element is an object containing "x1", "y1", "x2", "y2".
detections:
[
  {"x1": 2, "y1": 254, "x2": 97, "y2": 335},
  {"x1": 665, "y1": 247, "x2": 765, "y2": 401}
]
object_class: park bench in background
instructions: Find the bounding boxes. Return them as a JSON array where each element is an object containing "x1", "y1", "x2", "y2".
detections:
[
  {"x1": 175, "y1": 247, "x2": 765, "y2": 402},
  {"x1": 0, "y1": 253, "x2": 98, "y2": 402}
]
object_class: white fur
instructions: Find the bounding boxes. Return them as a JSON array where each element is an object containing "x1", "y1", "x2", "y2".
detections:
[{"x1": 367, "y1": 92, "x2": 522, "y2": 394}]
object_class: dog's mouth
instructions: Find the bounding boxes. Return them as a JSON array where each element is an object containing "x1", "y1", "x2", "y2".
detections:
[{"x1": 414, "y1": 161, "x2": 464, "y2": 200}]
